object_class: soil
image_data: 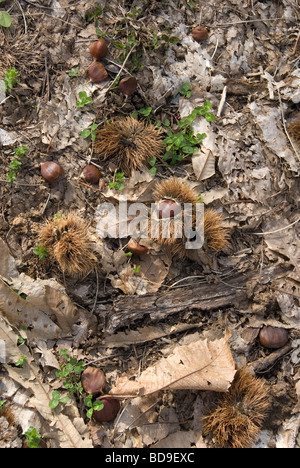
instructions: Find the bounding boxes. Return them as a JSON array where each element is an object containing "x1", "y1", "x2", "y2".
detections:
[{"x1": 0, "y1": 0, "x2": 299, "y2": 449}]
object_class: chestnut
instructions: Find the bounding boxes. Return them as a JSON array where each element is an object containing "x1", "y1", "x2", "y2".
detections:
[
  {"x1": 192, "y1": 25, "x2": 209, "y2": 42},
  {"x1": 81, "y1": 366, "x2": 106, "y2": 395},
  {"x1": 89, "y1": 39, "x2": 108, "y2": 60},
  {"x1": 93, "y1": 397, "x2": 120, "y2": 423},
  {"x1": 127, "y1": 238, "x2": 148, "y2": 255},
  {"x1": 82, "y1": 164, "x2": 101, "y2": 184},
  {"x1": 88, "y1": 62, "x2": 108, "y2": 83},
  {"x1": 259, "y1": 326, "x2": 289, "y2": 349},
  {"x1": 118, "y1": 76, "x2": 138, "y2": 96},
  {"x1": 41, "y1": 161, "x2": 64, "y2": 183},
  {"x1": 158, "y1": 199, "x2": 181, "y2": 219}
]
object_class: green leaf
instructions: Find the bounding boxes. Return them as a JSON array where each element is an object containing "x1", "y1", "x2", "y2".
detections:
[
  {"x1": 149, "y1": 157, "x2": 156, "y2": 167},
  {"x1": 51, "y1": 391, "x2": 61, "y2": 400},
  {"x1": 149, "y1": 166, "x2": 157, "y2": 175},
  {"x1": 205, "y1": 112, "x2": 215, "y2": 122},
  {"x1": 49, "y1": 399, "x2": 59, "y2": 409},
  {"x1": 93, "y1": 401, "x2": 104, "y2": 411},
  {"x1": 204, "y1": 101, "x2": 212, "y2": 111},
  {"x1": 182, "y1": 146, "x2": 197, "y2": 154},
  {"x1": 0, "y1": 11, "x2": 11, "y2": 28},
  {"x1": 59, "y1": 396, "x2": 70, "y2": 404},
  {"x1": 86, "y1": 408, "x2": 93, "y2": 418},
  {"x1": 80, "y1": 129, "x2": 91, "y2": 139}
]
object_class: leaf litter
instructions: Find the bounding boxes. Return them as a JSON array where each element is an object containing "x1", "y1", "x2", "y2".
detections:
[{"x1": 0, "y1": 0, "x2": 299, "y2": 449}]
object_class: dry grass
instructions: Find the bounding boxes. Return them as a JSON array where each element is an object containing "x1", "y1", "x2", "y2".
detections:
[
  {"x1": 0, "y1": 30, "x2": 43, "y2": 78},
  {"x1": 202, "y1": 368, "x2": 272, "y2": 448},
  {"x1": 39, "y1": 213, "x2": 96, "y2": 277},
  {"x1": 94, "y1": 117, "x2": 165, "y2": 176}
]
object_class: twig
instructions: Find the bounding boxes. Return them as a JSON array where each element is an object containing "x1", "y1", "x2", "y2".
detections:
[
  {"x1": 91, "y1": 267, "x2": 99, "y2": 314},
  {"x1": 276, "y1": 85, "x2": 300, "y2": 162},
  {"x1": 253, "y1": 217, "x2": 300, "y2": 236},
  {"x1": 269, "y1": 285, "x2": 300, "y2": 300},
  {"x1": 14, "y1": 0, "x2": 27, "y2": 34},
  {"x1": 105, "y1": 43, "x2": 137, "y2": 93},
  {"x1": 291, "y1": 30, "x2": 300, "y2": 55}
]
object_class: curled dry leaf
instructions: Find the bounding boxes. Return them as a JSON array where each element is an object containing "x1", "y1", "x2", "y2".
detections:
[
  {"x1": 109, "y1": 335, "x2": 236, "y2": 397},
  {"x1": 0, "y1": 238, "x2": 79, "y2": 340}
]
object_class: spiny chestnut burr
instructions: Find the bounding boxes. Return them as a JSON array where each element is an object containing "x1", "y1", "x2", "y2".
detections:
[
  {"x1": 82, "y1": 164, "x2": 101, "y2": 184},
  {"x1": 88, "y1": 61, "x2": 108, "y2": 83},
  {"x1": 127, "y1": 238, "x2": 148, "y2": 255},
  {"x1": 89, "y1": 39, "x2": 108, "y2": 60},
  {"x1": 93, "y1": 397, "x2": 120, "y2": 423},
  {"x1": 41, "y1": 161, "x2": 64, "y2": 183},
  {"x1": 202, "y1": 368, "x2": 271, "y2": 448},
  {"x1": 81, "y1": 366, "x2": 106, "y2": 395},
  {"x1": 192, "y1": 25, "x2": 209, "y2": 42},
  {"x1": 259, "y1": 326, "x2": 289, "y2": 349},
  {"x1": 39, "y1": 213, "x2": 96, "y2": 277},
  {"x1": 118, "y1": 76, "x2": 138, "y2": 96}
]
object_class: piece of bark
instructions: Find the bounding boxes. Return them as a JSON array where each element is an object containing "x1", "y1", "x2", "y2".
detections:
[{"x1": 105, "y1": 264, "x2": 290, "y2": 333}]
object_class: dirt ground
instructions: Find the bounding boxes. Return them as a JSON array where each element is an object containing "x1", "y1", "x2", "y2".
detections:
[{"x1": 0, "y1": 0, "x2": 299, "y2": 449}]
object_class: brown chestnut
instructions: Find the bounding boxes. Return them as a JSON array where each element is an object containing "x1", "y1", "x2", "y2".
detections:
[
  {"x1": 192, "y1": 25, "x2": 209, "y2": 42},
  {"x1": 158, "y1": 199, "x2": 182, "y2": 219},
  {"x1": 81, "y1": 366, "x2": 106, "y2": 395},
  {"x1": 93, "y1": 397, "x2": 120, "y2": 423},
  {"x1": 118, "y1": 76, "x2": 138, "y2": 96},
  {"x1": 82, "y1": 164, "x2": 101, "y2": 184},
  {"x1": 41, "y1": 161, "x2": 64, "y2": 183},
  {"x1": 127, "y1": 238, "x2": 148, "y2": 255},
  {"x1": 89, "y1": 39, "x2": 108, "y2": 60},
  {"x1": 259, "y1": 326, "x2": 289, "y2": 349},
  {"x1": 88, "y1": 62, "x2": 108, "y2": 83}
]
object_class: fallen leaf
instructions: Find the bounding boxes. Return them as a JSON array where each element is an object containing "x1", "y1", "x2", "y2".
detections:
[{"x1": 109, "y1": 335, "x2": 236, "y2": 397}]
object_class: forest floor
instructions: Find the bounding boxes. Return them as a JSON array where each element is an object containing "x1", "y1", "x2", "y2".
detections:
[{"x1": 0, "y1": 0, "x2": 299, "y2": 449}]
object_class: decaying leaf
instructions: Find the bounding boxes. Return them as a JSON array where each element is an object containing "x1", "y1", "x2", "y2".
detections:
[
  {"x1": 0, "y1": 316, "x2": 92, "y2": 448},
  {"x1": 0, "y1": 238, "x2": 79, "y2": 340},
  {"x1": 109, "y1": 335, "x2": 236, "y2": 397}
]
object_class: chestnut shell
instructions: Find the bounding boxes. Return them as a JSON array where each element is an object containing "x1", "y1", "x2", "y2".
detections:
[
  {"x1": 88, "y1": 62, "x2": 108, "y2": 83},
  {"x1": 259, "y1": 326, "x2": 289, "y2": 349},
  {"x1": 81, "y1": 366, "x2": 106, "y2": 395},
  {"x1": 89, "y1": 39, "x2": 108, "y2": 60},
  {"x1": 82, "y1": 164, "x2": 101, "y2": 184},
  {"x1": 93, "y1": 397, "x2": 120, "y2": 423},
  {"x1": 41, "y1": 161, "x2": 64, "y2": 183}
]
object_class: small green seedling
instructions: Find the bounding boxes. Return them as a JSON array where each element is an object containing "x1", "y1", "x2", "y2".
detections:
[
  {"x1": 24, "y1": 427, "x2": 43, "y2": 449},
  {"x1": 179, "y1": 82, "x2": 191, "y2": 98},
  {"x1": 80, "y1": 123, "x2": 99, "y2": 141},
  {"x1": 15, "y1": 355, "x2": 27, "y2": 367},
  {"x1": 4, "y1": 67, "x2": 19, "y2": 93},
  {"x1": 85, "y1": 394, "x2": 104, "y2": 419},
  {"x1": 132, "y1": 264, "x2": 141, "y2": 274},
  {"x1": 76, "y1": 91, "x2": 92, "y2": 108},
  {"x1": 7, "y1": 145, "x2": 28, "y2": 183},
  {"x1": 49, "y1": 390, "x2": 70, "y2": 409},
  {"x1": 0, "y1": 400, "x2": 6, "y2": 410},
  {"x1": 33, "y1": 243, "x2": 49, "y2": 260},
  {"x1": 68, "y1": 66, "x2": 79, "y2": 77},
  {"x1": 54, "y1": 349, "x2": 84, "y2": 396},
  {"x1": 109, "y1": 172, "x2": 125, "y2": 191}
]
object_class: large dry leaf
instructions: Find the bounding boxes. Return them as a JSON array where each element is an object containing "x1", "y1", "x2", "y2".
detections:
[
  {"x1": 0, "y1": 316, "x2": 92, "y2": 448},
  {"x1": 109, "y1": 335, "x2": 236, "y2": 397},
  {"x1": 0, "y1": 238, "x2": 79, "y2": 340}
]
